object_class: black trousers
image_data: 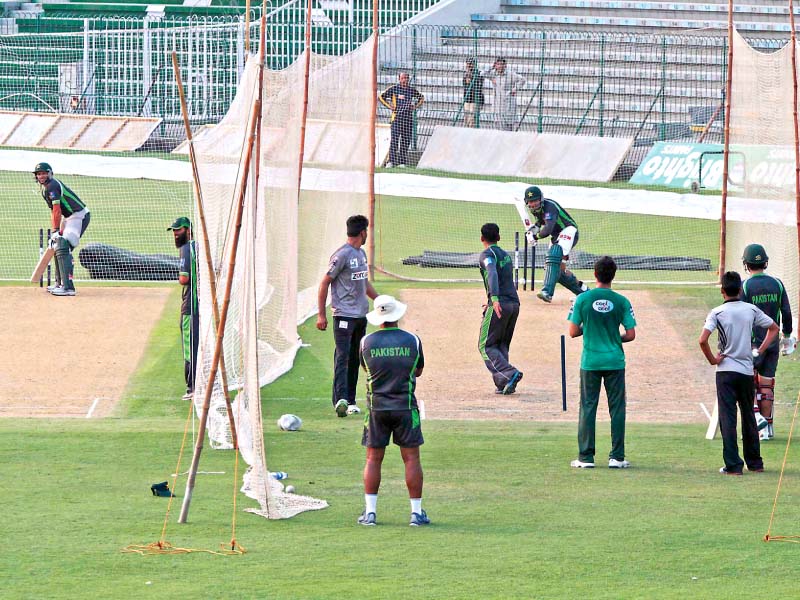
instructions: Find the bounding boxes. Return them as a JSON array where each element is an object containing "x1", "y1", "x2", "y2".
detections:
[
  {"x1": 389, "y1": 117, "x2": 413, "y2": 166},
  {"x1": 478, "y1": 301, "x2": 520, "y2": 390},
  {"x1": 717, "y1": 370, "x2": 763, "y2": 473},
  {"x1": 332, "y1": 316, "x2": 368, "y2": 407}
]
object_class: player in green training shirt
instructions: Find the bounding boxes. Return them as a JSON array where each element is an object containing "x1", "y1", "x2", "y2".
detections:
[
  {"x1": 168, "y1": 216, "x2": 198, "y2": 401},
  {"x1": 567, "y1": 256, "x2": 636, "y2": 469}
]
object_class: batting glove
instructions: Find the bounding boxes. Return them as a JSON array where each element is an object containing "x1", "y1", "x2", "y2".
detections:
[
  {"x1": 48, "y1": 231, "x2": 60, "y2": 249},
  {"x1": 781, "y1": 335, "x2": 797, "y2": 356}
]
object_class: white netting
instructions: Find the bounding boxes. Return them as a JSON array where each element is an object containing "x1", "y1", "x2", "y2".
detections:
[
  {"x1": 726, "y1": 29, "x2": 799, "y2": 323},
  {"x1": 191, "y1": 52, "x2": 327, "y2": 518},
  {"x1": 297, "y1": 38, "x2": 375, "y2": 318}
]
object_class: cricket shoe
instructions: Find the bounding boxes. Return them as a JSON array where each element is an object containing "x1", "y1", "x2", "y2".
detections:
[
  {"x1": 608, "y1": 458, "x2": 631, "y2": 469},
  {"x1": 502, "y1": 371, "x2": 523, "y2": 395},
  {"x1": 50, "y1": 287, "x2": 76, "y2": 296},
  {"x1": 719, "y1": 467, "x2": 743, "y2": 476},
  {"x1": 570, "y1": 459, "x2": 595, "y2": 468},
  {"x1": 335, "y1": 399, "x2": 349, "y2": 418},
  {"x1": 182, "y1": 391, "x2": 194, "y2": 401},
  {"x1": 358, "y1": 511, "x2": 377, "y2": 526},
  {"x1": 409, "y1": 510, "x2": 430, "y2": 527},
  {"x1": 346, "y1": 404, "x2": 361, "y2": 415},
  {"x1": 46, "y1": 283, "x2": 62, "y2": 293},
  {"x1": 536, "y1": 290, "x2": 552, "y2": 303}
]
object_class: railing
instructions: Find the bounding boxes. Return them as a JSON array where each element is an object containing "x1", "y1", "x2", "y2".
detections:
[{"x1": 0, "y1": 12, "x2": 790, "y2": 149}]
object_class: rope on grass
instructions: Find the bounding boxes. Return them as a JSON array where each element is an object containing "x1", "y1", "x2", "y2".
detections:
[{"x1": 764, "y1": 390, "x2": 800, "y2": 543}]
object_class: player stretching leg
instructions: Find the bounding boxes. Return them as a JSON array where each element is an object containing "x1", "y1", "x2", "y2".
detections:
[
  {"x1": 34, "y1": 162, "x2": 91, "y2": 297},
  {"x1": 522, "y1": 186, "x2": 588, "y2": 303},
  {"x1": 741, "y1": 244, "x2": 795, "y2": 440}
]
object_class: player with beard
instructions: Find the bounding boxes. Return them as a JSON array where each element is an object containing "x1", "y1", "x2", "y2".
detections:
[{"x1": 168, "y1": 217, "x2": 198, "y2": 401}]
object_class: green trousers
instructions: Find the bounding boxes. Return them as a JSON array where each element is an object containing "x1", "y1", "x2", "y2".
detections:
[{"x1": 578, "y1": 369, "x2": 627, "y2": 463}]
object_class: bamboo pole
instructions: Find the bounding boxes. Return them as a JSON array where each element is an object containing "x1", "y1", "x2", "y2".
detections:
[
  {"x1": 178, "y1": 18, "x2": 266, "y2": 523},
  {"x1": 245, "y1": 0, "x2": 251, "y2": 53},
  {"x1": 296, "y1": 0, "x2": 312, "y2": 197},
  {"x1": 368, "y1": 0, "x2": 379, "y2": 280},
  {"x1": 170, "y1": 52, "x2": 238, "y2": 450},
  {"x1": 720, "y1": 0, "x2": 735, "y2": 282},
  {"x1": 790, "y1": 0, "x2": 800, "y2": 314}
]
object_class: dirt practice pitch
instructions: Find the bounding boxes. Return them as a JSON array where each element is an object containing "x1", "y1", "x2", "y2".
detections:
[
  {"x1": 0, "y1": 286, "x2": 170, "y2": 418},
  {"x1": 402, "y1": 288, "x2": 716, "y2": 424}
]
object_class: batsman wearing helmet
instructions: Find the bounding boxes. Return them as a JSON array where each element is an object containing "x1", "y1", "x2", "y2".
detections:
[
  {"x1": 33, "y1": 162, "x2": 91, "y2": 296},
  {"x1": 741, "y1": 243, "x2": 795, "y2": 441},
  {"x1": 523, "y1": 185, "x2": 588, "y2": 303}
]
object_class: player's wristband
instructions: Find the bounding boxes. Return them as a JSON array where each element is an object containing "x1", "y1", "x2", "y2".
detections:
[{"x1": 491, "y1": 295, "x2": 500, "y2": 303}]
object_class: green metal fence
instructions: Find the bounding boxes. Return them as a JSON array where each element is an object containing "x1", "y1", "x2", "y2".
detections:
[{"x1": 0, "y1": 14, "x2": 789, "y2": 150}]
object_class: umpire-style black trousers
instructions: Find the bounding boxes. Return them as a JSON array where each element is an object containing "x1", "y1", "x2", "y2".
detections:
[
  {"x1": 717, "y1": 370, "x2": 763, "y2": 473},
  {"x1": 332, "y1": 316, "x2": 368, "y2": 407}
]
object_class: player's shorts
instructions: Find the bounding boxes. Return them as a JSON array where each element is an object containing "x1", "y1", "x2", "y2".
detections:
[
  {"x1": 362, "y1": 408, "x2": 424, "y2": 449},
  {"x1": 753, "y1": 344, "x2": 779, "y2": 378}
]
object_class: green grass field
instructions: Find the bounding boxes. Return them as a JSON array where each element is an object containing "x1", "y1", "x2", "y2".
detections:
[
  {"x1": 5, "y1": 282, "x2": 800, "y2": 599},
  {"x1": 1, "y1": 168, "x2": 718, "y2": 284}
]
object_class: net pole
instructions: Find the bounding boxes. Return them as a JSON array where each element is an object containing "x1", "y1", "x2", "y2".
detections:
[
  {"x1": 368, "y1": 0, "x2": 379, "y2": 280},
  {"x1": 245, "y1": 0, "x2": 251, "y2": 53},
  {"x1": 178, "y1": 20, "x2": 265, "y2": 526},
  {"x1": 171, "y1": 51, "x2": 238, "y2": 450},
  {"x1": 720, "y1": 0, "x2": 735, "y2": 282},
  {"x1": 296, "y1": 0, "x2": 312, "y2": 198},
  {"x1": 790, "y1": 0, "x2": 800, "y2": 306}
]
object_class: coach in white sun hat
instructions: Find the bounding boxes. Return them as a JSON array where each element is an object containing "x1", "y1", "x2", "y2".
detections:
[{"x1": 367, "y1": 295, "x2": 408, "y2": 326}]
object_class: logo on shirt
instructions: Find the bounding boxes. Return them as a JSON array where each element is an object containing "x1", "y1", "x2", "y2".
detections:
[
  {"x1": 350, "y1": 258, "x2": 359, "y2": 268},
  {"x1": 592, "y1": 299, "x2": 614, "y2": 313},
  {"x1": 352, "y1": 271, "x2": 368, "y2": 281}
]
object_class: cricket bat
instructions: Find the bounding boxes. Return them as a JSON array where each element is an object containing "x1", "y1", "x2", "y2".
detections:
[
  {"x1": 514, "y1": 199, "x2": 533, "y2": 231},
  {"x1": 31, "y1": 247, "x2": 54, "y2": 283}
]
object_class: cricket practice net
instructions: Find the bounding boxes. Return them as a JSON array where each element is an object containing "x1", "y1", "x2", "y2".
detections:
[
  {"x1": 725, "y1": 29, "x2": 799, "y2": 327},
  {"x1": 190, "y1": 38, "x2": 374, "y2": 518}
]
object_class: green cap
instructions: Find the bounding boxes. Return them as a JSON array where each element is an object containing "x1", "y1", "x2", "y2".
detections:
[{"x1": 167, "y1": 216, "x2": 192, "y2": 231}]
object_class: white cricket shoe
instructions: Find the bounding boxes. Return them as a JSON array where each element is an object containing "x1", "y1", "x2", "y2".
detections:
[
  {"x1": 608, "y1": 458, "x2": 631, "y2": 469},
  {"x1": 50, "y1": 287, "x2": 76, "y2": 296},
  {"x1": 570, "y1": 459, "x2": 595, "y2": 468},
  {"x1": 346, "y1": 404, "x2": 361, "y2": 415}
]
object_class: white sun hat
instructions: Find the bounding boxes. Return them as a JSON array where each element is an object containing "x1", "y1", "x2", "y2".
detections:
[{"x1": 367, "y1": 295, "x2": 407, "y2": 325}]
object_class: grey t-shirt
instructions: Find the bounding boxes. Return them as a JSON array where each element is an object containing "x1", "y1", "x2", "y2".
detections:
[
  {"x1": 704, "y1": 299, "x2": 774, "y2": 375},
  {"x1": 327, "y1": 243, "x2": 369, "y2": 318},
  {"x1": 360, "y1": 328, "x2": 424, "y2": 411}
]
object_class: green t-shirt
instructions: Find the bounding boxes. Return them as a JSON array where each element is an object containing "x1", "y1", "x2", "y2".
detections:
[{"x1": 567, "y1": 287, "x2": 636, "y2": 371}]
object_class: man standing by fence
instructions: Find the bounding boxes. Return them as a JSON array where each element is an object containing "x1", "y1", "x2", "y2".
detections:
[
  {"x1": 379, "y1": 72, "x2": 424, "y2": 168},
  {"x1": 484, "y1": 57, "x2": 527, "y2": 131}
]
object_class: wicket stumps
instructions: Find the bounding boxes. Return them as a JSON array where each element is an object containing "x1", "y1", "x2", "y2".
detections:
[
  {"x1": 560, "y1": 334, "x2": 567, "y2": 412},
  {"x1": 38, "y1": 228, "x2": 52, "y2": 288},
  {"x1": 38, "y1": 228, "x2": 43, "y2": 287}
]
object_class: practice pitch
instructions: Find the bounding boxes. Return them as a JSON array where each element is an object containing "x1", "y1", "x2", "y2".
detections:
[
  {"x1": 0, "y1": 286, "x2": 171, "y2": 417},
  {"x1": 402, "y1": 288, "x2": 715, "y2": 424}
]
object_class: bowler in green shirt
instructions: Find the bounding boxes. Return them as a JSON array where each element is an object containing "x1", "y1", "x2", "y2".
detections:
[{"x1": 567, "y1": 256, "x2": 637, "y2": 469}]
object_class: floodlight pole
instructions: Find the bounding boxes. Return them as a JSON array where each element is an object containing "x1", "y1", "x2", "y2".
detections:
[
  {"x1": 178, "y1": 26, "x2": 266, "y2": 525},
  {"x1": 171, "y1": 51, "x2": 238, "y2": 450}
]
